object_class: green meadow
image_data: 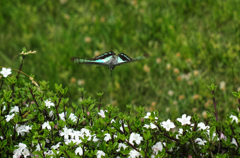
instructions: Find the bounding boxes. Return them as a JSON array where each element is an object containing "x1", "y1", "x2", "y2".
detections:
[{"x1": 0, "y1": 0, "x2": 239, "y2": 120}]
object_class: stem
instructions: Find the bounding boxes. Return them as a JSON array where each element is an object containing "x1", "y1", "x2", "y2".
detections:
[
  {"x1": 212, "y1": 90, "x2": 219, "y2": 121},
  {"x1": 124, "y1": 140, "x2": 140, "y2": 152},
  {"x1": 238, "y1": 99, "x2": 240, "y2": 111},
  {"x1": 191, "y1": 139, "x2": 198, "y2": 157},
  {"x1": 145, "y1": 140, "x2": 149, "y2": 158},
  {"x1": 121, "y1": 120, "x2": 126, "y2": 135},
  {"x1": 38, "y1": 139, "x2": 46, "y2": 158},
  {"x1": 16, "y1": 56, "x2": 25, "y2": 80},
  {"x1": 74, "y1": 114, "x2": 81, "y2": 130},
  {"x1": 127, "y1": 120, "x2": 132, "y2": 133},
  {"x1": 98, "y1": 97, "x2": 102, "y2": 110},
  {"x1": 29, "y1": 88, "x2": 42, "y2": 113},
  {"x1": 0, "y1": 79, "x2": 3, "y2": 90},
  {"x1": 230, "y1": 125, "x2": 240, "y2": 147}
]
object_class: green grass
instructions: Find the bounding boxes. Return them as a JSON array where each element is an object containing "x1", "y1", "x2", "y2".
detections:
[{"x1": 0, "y1": 0, "x2": 240, "y2": 120}]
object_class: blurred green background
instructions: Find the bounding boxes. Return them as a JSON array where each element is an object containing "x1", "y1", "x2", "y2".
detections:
[{"x1": 0, "y1": 0, "x2": 240, "y2": 120}]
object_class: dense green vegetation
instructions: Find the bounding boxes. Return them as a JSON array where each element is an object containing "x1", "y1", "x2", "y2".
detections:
[{"x1": 0, "y1": 0, "x2": 239, "y2": 120}]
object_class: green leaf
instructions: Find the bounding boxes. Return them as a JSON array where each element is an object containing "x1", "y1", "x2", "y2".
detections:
[{"x1": 209, "y1": 126, "x2": 216, "y2": 140}]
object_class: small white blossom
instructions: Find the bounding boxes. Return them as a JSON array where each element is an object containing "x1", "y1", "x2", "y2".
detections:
[
  {"x1": 220, "y1": 133, "x2": 227, "y2": 141},
  {"x1": 16, "y1": 124, "x2": 32, "y2": 136},
  {"x1": 197, "y1": 122, "x2": 210, "y2": 130},
  {"x1": 98, "y1": 110, "x2": 107, "y2": 118},
  {"x1": 231, "y1": 138, "x2": 238, "y2": 147},
  {"x1": 152, "y1": 142, "x2": 163, "y2": 154},
  {"x1": 104, "y1": 133, "x2": 111, "y2": 142},
  {"x1": 13, "y1": 143, "x2": 30, "y2": 158},
  {"x1": 59, "y1": 112, "x2": 66, "y2": 121},
  {"x1": 195, "y1": 138, "x2": 207, "y2": 145},
  {"x1": 0, "y1": 68, "x2": 11, "y2": 77},
  {"x1": 59, "y1": 126, "x2": 72, "y2": 140},
  {"x1": 161, "y1": 119, "x2": 175, "y2": 131},
  {"x1": 45, "y1": 100, "x2": 54, "y2": 108},
  {"x1": 97, "y1": 150, "x2": 105, "y2": 158},
  {"x1": 177, "y1": 114, "x2": 191, "y2": 125},
  {"x1": 69, "y1": 113, "x2": 77, "y2": 123},
  {"x1": 116, "y1": 143, "x2": 128, "y2": 152},
  {"x1": 120, "y1": 124, "x2": 128, "y2": 132},
  {"x1": 75, "y1": 146, "x2": 83, "y2": 156},
  {"x1": 92, "y1": 134, "x2": 99, "y2": 142},
  {"x1": 143, "y1": 123, "x2": 157, "y2": 129},
  {"x1": 144, "y1": 112, "x2": 158, "y2": 120},
  {"x1": 42, "y1": 121, "x2": 51, "y2": 130},
  {"x1": 9, "y1": 106, "x2": 19, "y2": 113},
  {"x1": 128, "y1": 149, "x2": 141, "y2": 158},
  {"x1": 5, "y1": 113, "x2": 15, "y2": 122},
  {"x1": 230, "y1": 115, "x2": 238, "y2": 123},
  {"x1": 49, "y1": 111, "x2": 54, "y2": 118},
  {"x1": 129, "y1": 133, "x2": 143, "y2": 145},
  {"x1": 51, "y1": 142, "x2": 61, "y2": 149}
]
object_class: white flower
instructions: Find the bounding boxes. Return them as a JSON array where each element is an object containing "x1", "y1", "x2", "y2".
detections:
[
  {"x1": 195, "y1": 138, "x2": 207, "y2": 145},
  {"x1": 161, "y1": 119, "x2": 175, "y2": 131},
  {"x1": 97, "y1": 150, "x2": 105, "y2": 158},
  {"x1": 22, "y1": 148, "x2": 30, "y2": 157},
  {"x1": 129, "y1": 133, "x2": 143, "y2": 145},
  {"x1": 116, "y1": 143, "x2": 128, "y2": 152},
  {"x1": 220, "y1": 133, "x2": 227, "y2": 141},
  {"x1": 144, "y1": 112, "x2": 158, "y2": 120},
  {"x1": 120, "y1": 124, "x2": 128, "y2": 132},
  {"x1": 5, "y1": 113, "x2": 15, "y2": 122},
  {"x1": 13, "y1": 143, "x2": 30, "y2": 158},
  {"x1": 2, "y1": 105, "x2": 6, "y2": 112},
  {"x1": 45, "y1": 100, "x2": 54, "y2": 108},
  {"x1": 59, "y1": 112, "x2": 65, "y2": 121},
  {"x1": 75, "y1": 146, "x2": 83, "y2": 156},
  {"x1": 176, "y1": 128, "x2": 183, "y2": 139},
  {"x1": 92, "y1": 134, "x2": 99, "y2": 142},
  {"x1": 42, "y1": 121, "x2": 51, "y2": 130},
  {"x1": 143, "y1": 123, "x2": 157, "y2": 129},
  {"x1": 197, "y1": 122, "x2": 210, "y2": 130},
  {"x1": 0, "y1": 68, "x2": 11, "y2": 77},
  {"x1": 177, "y1": 114, "x2": 191, "y2": 125},
  {"x1": 98, "y1": 110, "x2": 107, "y2": 118},
  {"x1": 69, "y1": 113, "x2": 77, "y2": 123},
  {"x1": 49, "y1": 111, "x2": 54, "y2": 118},
  {"x1": 59, "y1": 126, "x2": 72, "y2": 140},
  {"x1": 51, "y1": 142, "x2": 61, "y2": 149},
  {"x1": 35, "y1": 144, "x2": 41, "y2": 151},
  {"x1": 104, "y1": 133, "x2": 111, "y2": 142},
  {"x1": 80, "y1": 128, "x2": 92, "y2": 141},
  {"x1": 150, "y1": 123, "x2": 158, "y2": 129},
  {"x1": 16, "y1": 124, "x2": 32, "y2": 136},
  {"x1": 231, "y1": 138, "x2": 238, "y2": 147},
  {"x1": 230, "y1": 115, "x2": 238, "y2": 123},
  {"x1": 9, "y1": 106, "x2": 19, "y2": 113},
  {"x1": 152, "y1": 142, "x2": 163, "y2": 154},
  {"x1": 128, "y1": 149, "x2": 141, "y2": 158}
]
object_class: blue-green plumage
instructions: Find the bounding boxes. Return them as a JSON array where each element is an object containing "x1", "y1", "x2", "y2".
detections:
[{"x1": 71, "y1": 51, "x2": 146, "y2": 76}]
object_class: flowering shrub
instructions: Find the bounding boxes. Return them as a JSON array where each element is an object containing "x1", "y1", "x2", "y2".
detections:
[{"x1": 0, "y1": 50, "x2": 240, "y2": 157}]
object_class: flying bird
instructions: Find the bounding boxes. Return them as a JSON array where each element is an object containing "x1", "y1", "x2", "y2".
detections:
[{"x1": 71, "y1": 51, "x2": 146, "y2": 76}]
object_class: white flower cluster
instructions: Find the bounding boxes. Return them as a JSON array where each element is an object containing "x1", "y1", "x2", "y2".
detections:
[{"x1": 8, "y1": 108, "x2": 240, "y2": 158}]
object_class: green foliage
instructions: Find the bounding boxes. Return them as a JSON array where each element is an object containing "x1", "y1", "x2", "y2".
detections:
[
  {"x1": 2, "y1": 71, "x2": 239, "y2": 157},
  {"x1": 0, "y1": 0, "x2": 239, "y2": 121}
]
